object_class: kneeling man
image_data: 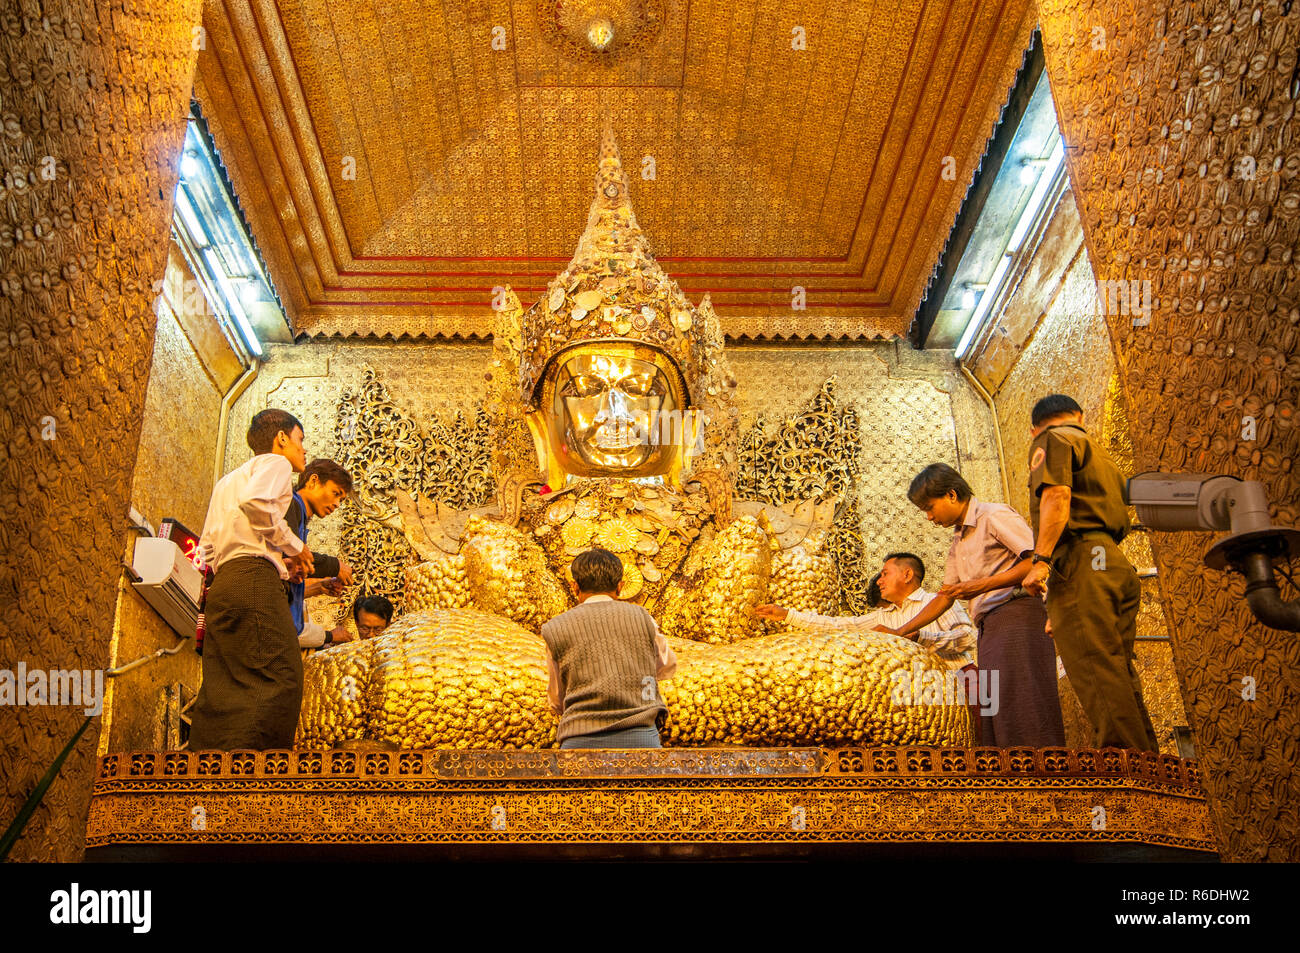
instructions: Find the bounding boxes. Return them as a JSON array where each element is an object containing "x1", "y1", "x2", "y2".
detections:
[
  {"x1": 542, "y1": 548, "x2": 677, "y2": 749},
  {"x1": 756, "y1": 552, "x2": 976, "y2": 670}
]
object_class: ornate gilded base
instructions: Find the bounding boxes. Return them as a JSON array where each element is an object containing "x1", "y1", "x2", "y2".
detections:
[{"x1": 86, "y1": 747, "x2": 1216, "y2": 860}]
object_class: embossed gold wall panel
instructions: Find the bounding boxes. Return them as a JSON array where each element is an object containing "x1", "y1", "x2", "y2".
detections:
[
  {"x1": 100, "y1": 248, "x2": 240, "y2": 755},
  {"x1": 970, "y1": 189, "x2": 1090, "y2": 394},
  {"x1": 988, "y1": 242, "x2": 1117, "y2": 519},
  {"x1": 726, "y1": 345, "x2": 1005, "y2": 586},
  {"x1": 0, "y1": 1, "x2": 202, "y2": 861},
  {"x1": 1039, "y1": 0, "x2": 1300, "y2": 861}
]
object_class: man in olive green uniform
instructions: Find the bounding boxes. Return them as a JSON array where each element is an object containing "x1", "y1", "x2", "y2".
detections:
[{"x1": 1022, "y1": 394, "x2": 1158, "y2": 751}]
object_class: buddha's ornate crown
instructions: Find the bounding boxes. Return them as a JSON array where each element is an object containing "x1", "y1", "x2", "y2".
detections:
[
  {"x1": 517, "y1": 123, "x2": 727, "y2": 410},
  {"x1": 487, "y1": 124, "x2": 739, "y2": 492}
]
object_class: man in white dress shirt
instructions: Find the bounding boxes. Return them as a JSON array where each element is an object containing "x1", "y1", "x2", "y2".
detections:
[
  {"x1": 189, "y1": 409, "x2": 314, "y2": 750},
  {"x1": 754, "y1": 552, "x2": 976, "y2": 670}
]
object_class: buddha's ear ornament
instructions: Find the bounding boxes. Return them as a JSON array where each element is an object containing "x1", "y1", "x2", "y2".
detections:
[
  {"x1": 682, "y1": 293, "x2": 739, "y2": 490},
  {"x1": 486, "y1": 284, "x2": 546, "y2": 506}
]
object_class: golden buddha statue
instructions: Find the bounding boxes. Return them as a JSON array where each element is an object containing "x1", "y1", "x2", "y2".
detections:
[{"x1": 297, "y1": 128, "x2": 970, "y2": 750}]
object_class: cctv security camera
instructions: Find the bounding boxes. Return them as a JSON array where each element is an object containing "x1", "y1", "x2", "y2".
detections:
[
  {"x1": 1126, "y1": 472, "x2": 1300, "y2": 632},
  {"x1": 1125, "y1": 473, "x2": 1251, "y2": 532}
]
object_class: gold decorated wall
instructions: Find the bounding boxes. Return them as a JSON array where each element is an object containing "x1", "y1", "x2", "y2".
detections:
[
  {"x1": 99, "y1": 245, "x2": 243, "y2": 755},
  {"x1": 1038, "y1": 0, "x2": 1300, "y2": 861},
  {"x1": 966, "y1": 188, "x2": 1188, "y2": 757},
  {"x1": 0, "y1": 1, "x2": 201, "y2": 861},
  {"x1": 224, "y1": 337, "x2": 1002, "y2": 634}
]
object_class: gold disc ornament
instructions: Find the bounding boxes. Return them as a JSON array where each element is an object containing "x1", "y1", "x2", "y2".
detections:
[
  {"x1": 574, "y1": 290, "x2": 604, "y2": 311},
  {"x1": 618, "y1": 562, "x2": 644, "y2": 599},
  {"x1": 596, "y1": 518, "x2": 640, "y2": 552},
  {"x1": 561, "y1": 517, "x2": 596, "y2": 547},
  {"x1": 546, "y1": 498, "x2": 575, "y2": 524}
]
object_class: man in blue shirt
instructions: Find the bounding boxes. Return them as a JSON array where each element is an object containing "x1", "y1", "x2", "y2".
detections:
[{"x1": 284, "y1": 458, "x2": 355, "y2": 649}]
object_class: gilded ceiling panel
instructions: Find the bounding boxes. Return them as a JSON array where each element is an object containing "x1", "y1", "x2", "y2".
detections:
[{"x1": 195, "y1": 0, "x2": 1036, "y2": 339}]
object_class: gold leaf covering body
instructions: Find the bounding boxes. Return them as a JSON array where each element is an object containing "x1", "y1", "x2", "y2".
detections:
[
  {"x1": 405, "y1": 552, "x2": 472, "y2": 612},
  {"x1": 658, "y1": 514, "x2": 773, "y2": 644},
  {"x1": 460, "y1": 516, "x2": 570, "y2": 631},
  {"x1": 764, "y1": 535, "x2": 839, "y2": 634},
  {"x1": 299, "y1": 609, "x2": 970, "y2": 748}
]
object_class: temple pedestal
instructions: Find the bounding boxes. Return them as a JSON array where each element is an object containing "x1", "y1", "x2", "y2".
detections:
[{"x1": 86, "y1": 747, "x2": 1215, "y2": 860}]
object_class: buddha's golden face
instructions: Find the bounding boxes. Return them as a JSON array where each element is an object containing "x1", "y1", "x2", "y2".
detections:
[{"x1": 532, "y1": 343, "x2": 687, "y2": 480}]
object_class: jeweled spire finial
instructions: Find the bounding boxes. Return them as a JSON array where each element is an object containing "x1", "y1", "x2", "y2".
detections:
[{"x1": 569, "y1": 121, "x2": 654, "y2": 267}]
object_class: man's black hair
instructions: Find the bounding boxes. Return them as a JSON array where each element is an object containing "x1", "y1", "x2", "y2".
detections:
[
  {"x1": 353, "y1": 594, "x2": 394, "y2": 625},
  {"x1": 1031, "y1": 394, "x2": 1084, "y2": 427},
  {"x1": 247, "y1": 408, "x2": 304, "y2": 454},
  {"x1": 883, "y1": 551, "x2": 926, "y2": 585},
  {"x1": 298, "y1": 458, "x2": 354, "y2": 494},
  {"x1": 571, "y1": 548, "x2": 624, "y2": 594},
  {"x1": 908, "y1": 463, "x2": 973, "y2": 507}
]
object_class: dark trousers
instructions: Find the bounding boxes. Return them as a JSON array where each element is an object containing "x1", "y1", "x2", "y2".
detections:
[
  {"x1": 977, "y1": 595, "x2": 1065, "y2": 747},
  {"x1": 1047, "y1": 534, "x2": 1159, "y2": 751},
  {"x1": 960, "y1": 663, "x2": 983, "y2": 746},
  {"x1": 188, "y1": 556, "x2": 303, "y2": 750}
]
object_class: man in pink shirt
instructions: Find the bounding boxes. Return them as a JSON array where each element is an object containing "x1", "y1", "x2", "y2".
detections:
[{"x1": 886, "y1": 463, "x2": 1064, "y2": 748}]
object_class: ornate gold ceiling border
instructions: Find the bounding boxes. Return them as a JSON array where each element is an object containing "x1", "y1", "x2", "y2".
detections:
[
  {"x1": 193, "y1": 0, "x2": 345, "y2": 326},
  {"x1": 888, "y1": 3, "x2": 1039, "y2": 327},
  {"x1": 293, "y1": 312, "x2": 904, "y2": 344}
]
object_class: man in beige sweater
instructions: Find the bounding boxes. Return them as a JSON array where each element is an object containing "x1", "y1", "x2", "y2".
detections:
[{"x1": 542, "y1": 548, "x2": 677, "y2": 749}]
